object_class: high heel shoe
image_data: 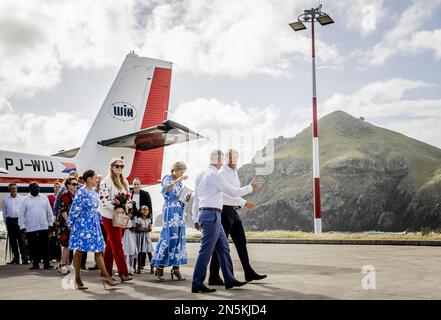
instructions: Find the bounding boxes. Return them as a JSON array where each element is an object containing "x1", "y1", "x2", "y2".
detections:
[
  {"x1": 102, "y1": 277, "x2": 119, "y2": 289},
  {"x1": 155, "y1": 266, "x2": 164, "y2": 281},
  {"x1": 119, "y1": 275, "x2": 133, "y2": 282},
  {"x1": 75, "y1": 280, "x2": 88, "y2": 290},
  {"x1": 171, "y1": 269, "x2": 185, "y2": 281}
]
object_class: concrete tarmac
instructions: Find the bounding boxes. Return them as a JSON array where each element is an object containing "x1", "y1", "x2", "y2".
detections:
[{"x1": 1, "y1": 240, "x2": 440, "y2": 300}]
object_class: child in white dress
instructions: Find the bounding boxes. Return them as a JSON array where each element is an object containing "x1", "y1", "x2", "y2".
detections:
[
  {"x1": 135, "y1": 206, "x2": 154, "y2": 274},
  {"x1": 122, "y1": 202, "x2": 138, "y2": 275}
]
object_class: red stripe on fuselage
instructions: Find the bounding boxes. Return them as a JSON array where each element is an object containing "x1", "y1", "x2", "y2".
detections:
[{"x1": 0, "y1": 177, "x2": 62, "y2": 184}]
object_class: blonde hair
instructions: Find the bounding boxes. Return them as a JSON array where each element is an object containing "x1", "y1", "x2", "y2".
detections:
[
  {"x1": 171, "y1": 161, "x2": 187, "y2": 173},
  {"x1": 108, "y1": 158, "x2": 129, "y2": 193}
]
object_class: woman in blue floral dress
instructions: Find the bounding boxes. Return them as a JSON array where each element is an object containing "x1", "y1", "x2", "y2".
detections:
[
  {"x1": 151, "y1": 161, "x2": 188, "y2": 281},
  {"x1": 67, "y1": 170, "x2": 118, "y2": 290}
]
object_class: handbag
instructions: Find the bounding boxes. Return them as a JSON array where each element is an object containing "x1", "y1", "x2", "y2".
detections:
[
  {"x1": 58, "y1": 229, "x2": 70, "y2": 247},
  {"x1": 112, "y1": 208, "x2": 129, "y2": 229}
]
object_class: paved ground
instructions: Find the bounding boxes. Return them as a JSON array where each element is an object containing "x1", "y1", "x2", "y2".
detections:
[{"x1": 1, "y1": 239, "x2": 441, "y2": 300}]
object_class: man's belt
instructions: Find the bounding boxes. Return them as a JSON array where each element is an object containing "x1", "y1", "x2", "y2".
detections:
[
  {"x1": 199, "y1": 207, "x2": 222, "y2": 213},
  {"x1": 224, "y1": 205, "x2": 242, "y2": 210}
]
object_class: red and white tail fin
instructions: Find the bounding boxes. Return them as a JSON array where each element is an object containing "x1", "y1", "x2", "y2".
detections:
[
  {"x1": 126, "y1": 64, "x2": 172, "y2": 185},
  {"x1": 74, "y1": 52, "x2": 172, "y2": 184}
]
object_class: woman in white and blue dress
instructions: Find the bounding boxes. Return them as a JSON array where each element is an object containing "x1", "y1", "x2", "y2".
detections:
[
  {"x1": 151, "y1": 161, "x2": 188, "y2": 281},
  {"x1": 67, "y1": 170, "x2": 118, "y2": 290}
]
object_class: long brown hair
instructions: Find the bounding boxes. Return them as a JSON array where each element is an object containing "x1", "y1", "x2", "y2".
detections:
[{"x1": 108, "y1": 158, "x2": 129, "y2": 193}]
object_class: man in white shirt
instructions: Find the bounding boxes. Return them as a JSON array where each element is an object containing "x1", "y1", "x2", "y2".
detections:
[
  {"x1": 2, "y1": 183, "x2": 28, "y2": 264},
  {"x1": 191, "y1": 150, "x2": 262, "y2": 293},
  {"x1": 19, "y1": 182, "x2": 54, "y2": 270},
  {"x1": 208, "y1": 149, "x2": 267, "y2": 285}
]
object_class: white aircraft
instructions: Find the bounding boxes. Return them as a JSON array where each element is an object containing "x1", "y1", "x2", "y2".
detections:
[{"x1": 0, "y1": 52, "x2": 203, "y2": 204}]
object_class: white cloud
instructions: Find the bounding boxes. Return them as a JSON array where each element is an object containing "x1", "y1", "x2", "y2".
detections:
[
  {"x1": 408, "y1": 29, "x2": 441, "y2": 60},
  {"x1": 322, "y1": 78, "x2": 441, "y2": 148},
  {"x1": 364, "y1": 0, "x2": 441, "y2": 65},
  {"x1": 0, "y1": 98, "x2": 13, "y2": 114},
  {"x1": 0, "y1": 0, "x2": 343, "y2": 100},
  {"x1": 330, "y1": 0, "x2": 386, "y2": 36},
  {"x1": 166, "y1": 97, "x2": 281, "y2": 170},
  {"x1": 0, "y1": 0, "x2": 138, "y2": 98},
  {"x1": 0, "y1": 100, "x2": 90, "y2": 155},
  {"x1": 139, "y1": 0, "x2": 342, "y2": 77}
]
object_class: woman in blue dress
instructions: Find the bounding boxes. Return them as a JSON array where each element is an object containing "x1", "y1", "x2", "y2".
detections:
[
  {"x1": 67, "y1": 170, "x2": 118, "y2": 290},
  {"x1": 151, "y1": 161, "x2": 188, "y2": 281}
]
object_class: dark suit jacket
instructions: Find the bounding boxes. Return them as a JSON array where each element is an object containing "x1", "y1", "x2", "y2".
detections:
[{"x1": 130, "y1": 190, "x2": 153, "y2": 220}]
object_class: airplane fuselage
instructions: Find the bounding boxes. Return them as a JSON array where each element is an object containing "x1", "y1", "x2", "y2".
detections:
[{"x1": 0, "y1": 150, "x2": 75, "y2": 204}]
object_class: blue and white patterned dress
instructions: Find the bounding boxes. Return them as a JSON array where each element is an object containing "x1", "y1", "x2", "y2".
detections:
[
  {"x1": 67, "y1": 186, "x2": 105, "y2": 253},
  {"x1": 151, "y1": 175, "x2": 188, "y2": 267}
]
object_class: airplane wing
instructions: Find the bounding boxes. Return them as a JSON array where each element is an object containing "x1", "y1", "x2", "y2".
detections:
[
  {"x1": 97, "y1": 120, "x2": 205, "y2": 150},
  {"x1": 51, "y1": 147, "x2": 81, "y2": 158}
]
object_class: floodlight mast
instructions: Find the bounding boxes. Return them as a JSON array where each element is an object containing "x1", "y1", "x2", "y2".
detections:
[{"x1": 289, "y1": 4, "x2": 334, "y2": 234}]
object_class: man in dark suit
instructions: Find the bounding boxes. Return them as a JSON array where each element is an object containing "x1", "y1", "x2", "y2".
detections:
[{"x1": 130, "y1": 178, "x2": 153, "y2": 220}]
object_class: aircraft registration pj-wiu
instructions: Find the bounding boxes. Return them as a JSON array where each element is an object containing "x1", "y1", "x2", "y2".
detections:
[{"x1": 0, "y1": 51, "x2": 204, "y2": 205}]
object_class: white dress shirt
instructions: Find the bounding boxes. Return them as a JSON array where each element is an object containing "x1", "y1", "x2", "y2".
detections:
[
  {"x1": 192, "y1": 165, "x2": 252, "y2": 223},
  {"x1": 2, "y1": 194, "x2": 25, "y2": 222},
  {"x1": 19, "y1": 194, "x2": 54, "y2": 232},
  {"x1": 220, "y1": 164, "x2": 247, "y2": 207}
]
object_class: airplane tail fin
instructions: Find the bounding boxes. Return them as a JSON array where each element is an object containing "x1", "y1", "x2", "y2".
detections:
[{"x1": 75, "y1": 52, "x2": 172, "y2": 184}]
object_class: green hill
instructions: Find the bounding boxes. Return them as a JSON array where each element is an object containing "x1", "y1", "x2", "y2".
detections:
[{"x1": 238, "y1": 110, "x2": 441, "y2": 231}]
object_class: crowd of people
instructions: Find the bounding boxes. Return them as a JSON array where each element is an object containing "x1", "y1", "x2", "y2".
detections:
[{"x1": 2, "y1": 149, "x2": 267, "y2": 293}]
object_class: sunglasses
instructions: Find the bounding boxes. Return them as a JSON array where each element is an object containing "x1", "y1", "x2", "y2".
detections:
[
  {"x1": 70, "y1": 183, "x2": 79, "y2": 186},
  {"x1": 113, "y1": 164, "x2": 125, "y2": 169}
]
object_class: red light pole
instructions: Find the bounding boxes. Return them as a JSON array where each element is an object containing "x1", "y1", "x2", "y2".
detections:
[{"x1": 289, "y1": 4, "x2": 334, "y2": 234}]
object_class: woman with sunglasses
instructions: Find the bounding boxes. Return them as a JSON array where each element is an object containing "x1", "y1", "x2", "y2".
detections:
[
  {"x1": 67, "y1": 170, "x2": 119, "y2": 289},
  {"x1": 57, "y1": 177, "x2": 78, "y2": 274},
  {"x1": 98, "y1": 158, "x2": 132, "y2": 282}
]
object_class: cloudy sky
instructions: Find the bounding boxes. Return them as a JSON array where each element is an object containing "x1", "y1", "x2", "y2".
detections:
[{"x1": 1, "y1": 0, "x2": 441, "y2": 211}]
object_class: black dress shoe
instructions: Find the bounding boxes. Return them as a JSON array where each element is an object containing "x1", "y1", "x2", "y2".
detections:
[
  {"x1": 225, "y1": 280, "x2": 248, "y2": 289},
  {"x1": 208, "y1": 277, "x2": 225, "y2": 286},
  {"x1": 245, "y1": 274, "x2": 267, "y2": 282},
  {"x1": 191, "y1": 285, "x2": 217, "y2": 293},
  {"x1": 87, "y1": 265, "x2": 99, "y2": 270}
]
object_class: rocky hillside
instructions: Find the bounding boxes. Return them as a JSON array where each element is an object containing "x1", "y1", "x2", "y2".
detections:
[{"x1": 238, "y1": 110, "x2": 441, "y2": 232}]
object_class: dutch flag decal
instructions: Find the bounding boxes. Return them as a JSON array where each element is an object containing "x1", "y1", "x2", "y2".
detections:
[{"x1": 61, "y1": 162, "x2": 77, "y2": 173}]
